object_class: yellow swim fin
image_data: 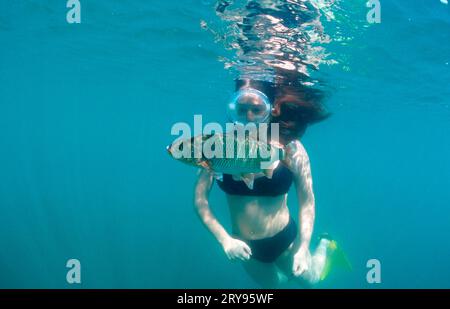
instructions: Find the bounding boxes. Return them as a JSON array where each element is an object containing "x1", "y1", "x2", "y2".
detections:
[{"x1": 320, "y1": 239, "x2": 352, "y2": 281}]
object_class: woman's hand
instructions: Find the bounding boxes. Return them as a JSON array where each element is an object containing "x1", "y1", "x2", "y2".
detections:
[
  {"x1": 222, "y1": 237, "x2": 252, "y2": 261},
  {"x1": 292, "y1": 245, "x2": 312, "y2": 277}
]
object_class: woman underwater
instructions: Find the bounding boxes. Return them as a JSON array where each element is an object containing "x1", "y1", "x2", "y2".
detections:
[
  {"x1": 193, "y1": 0, "x2": 342, "y2": 288},
  {"x1": 194, "y1": 77, "x2": 334, "y2": 288}
]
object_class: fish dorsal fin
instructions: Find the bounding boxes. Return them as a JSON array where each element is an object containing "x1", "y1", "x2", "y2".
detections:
[{"x1": 240, "y1": 173, "x2": 255, "y2": 190}]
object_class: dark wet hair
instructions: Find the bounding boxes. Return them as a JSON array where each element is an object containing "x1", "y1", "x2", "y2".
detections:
[
  {"x1": 271, "y1": 77, "x2": 331, "y2": 141},
  {"x1": 234, "y1": 77, "x2": 331, "y2": 141},
  {"x1": 274, "y1": 85, "x2": 330, "y2": 122}
]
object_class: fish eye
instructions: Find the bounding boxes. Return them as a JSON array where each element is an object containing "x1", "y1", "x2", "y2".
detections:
[{"x1": 179, "y1": 143, "x2": 184, "y2": 151}]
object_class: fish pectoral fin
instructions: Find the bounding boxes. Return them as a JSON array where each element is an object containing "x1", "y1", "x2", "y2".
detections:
[{"x1": 240, "y1": 173, "x2": 255, "y2": 190}]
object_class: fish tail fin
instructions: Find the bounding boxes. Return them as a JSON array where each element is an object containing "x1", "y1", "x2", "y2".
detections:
[
  {"x1": 280, "y1": 147, "x2": 285, "y2": 161},
  {"x1": 262, "y1": 160, "x2": 280, "y2": 179},
  {"x1": 269, "y1": 140, "x2": 285, "y2": 161}
]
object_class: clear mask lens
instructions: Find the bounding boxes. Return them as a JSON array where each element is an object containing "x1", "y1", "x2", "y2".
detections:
[{"x1": 227, "y1": 88, "x2": 271, "y2": 125}]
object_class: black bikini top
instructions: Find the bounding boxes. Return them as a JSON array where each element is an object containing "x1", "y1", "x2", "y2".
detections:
[{"x1": 216, "y1": 163, "x2": 294, "y2": 197}]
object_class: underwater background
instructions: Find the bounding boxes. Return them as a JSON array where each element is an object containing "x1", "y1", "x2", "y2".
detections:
[{"x1": 0, "y1": 0, "x2": 449, "y2": 288}]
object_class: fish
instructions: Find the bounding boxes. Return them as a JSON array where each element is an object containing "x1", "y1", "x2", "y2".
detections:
[{"x1": 167, "y1": 132, "x2": 285, "y2": 189}]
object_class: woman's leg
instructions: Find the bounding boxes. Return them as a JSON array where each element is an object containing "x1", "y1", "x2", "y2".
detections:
[
  {"x1": 275, "y1": 239, "x2": 331, "y2": 286},
  {"x1": 302, "y1": 238, "x2": 330, "y2": 284},
  {"x1": 242, "y1": 259, "x2": 286, "y2": 288},
  {"x1": 274, "y1": 243, "x2": 312, "y2": 288}
]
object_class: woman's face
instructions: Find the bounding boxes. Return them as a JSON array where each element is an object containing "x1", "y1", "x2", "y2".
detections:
[{"x1": 235, "y1": 92, "x2": 269, "y2": 123}]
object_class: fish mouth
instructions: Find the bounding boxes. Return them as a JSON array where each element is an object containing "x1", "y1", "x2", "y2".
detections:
[{"x1": 166, "y1": 145, "x2": 172, "y2": 155}]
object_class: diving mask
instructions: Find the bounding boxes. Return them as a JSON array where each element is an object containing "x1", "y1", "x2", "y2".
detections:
[{"x1": 227, "y1": 88, "x2": 272, "y2": 125}]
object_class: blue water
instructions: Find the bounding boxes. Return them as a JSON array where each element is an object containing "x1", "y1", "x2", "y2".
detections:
[{"x1": 0, "y1": 1, "x2": 449, "y2": 288}]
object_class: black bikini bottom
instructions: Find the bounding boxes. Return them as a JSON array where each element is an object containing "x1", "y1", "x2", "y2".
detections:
[{"x1": 244, "y1": 216, "x2": 297, "y2": 263}]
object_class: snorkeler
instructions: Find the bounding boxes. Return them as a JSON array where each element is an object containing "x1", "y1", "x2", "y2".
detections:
[
  {"x1": 193, "y1": 78, "x2": 335, "y2": 287},
  {"x1": 189, "y1": 0, "x2": 354, "y2": 287}
]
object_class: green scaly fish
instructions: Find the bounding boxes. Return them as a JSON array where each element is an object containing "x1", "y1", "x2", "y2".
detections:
[{"x1": 167, "y1": 132, "x2": 285, "y2": 189}]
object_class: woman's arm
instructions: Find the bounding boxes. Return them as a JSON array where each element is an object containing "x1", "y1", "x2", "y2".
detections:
[
  {"x1": 194, "y1": 169, "x2": 252, "y2": 261},
  {"x1": 194, "y1": 169, "x2": 230, "y2": 246},
  {"x1": 284, "y1": 140, "x2": 316, "y2": 275}
]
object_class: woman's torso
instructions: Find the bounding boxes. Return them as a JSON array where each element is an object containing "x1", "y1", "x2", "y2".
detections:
[
  {"x1": 226, "y1": 193, "x2": 290, "y2": 240},
  {"x1": 217, "y1": 163, "x2": 294, "y2": 240}
]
